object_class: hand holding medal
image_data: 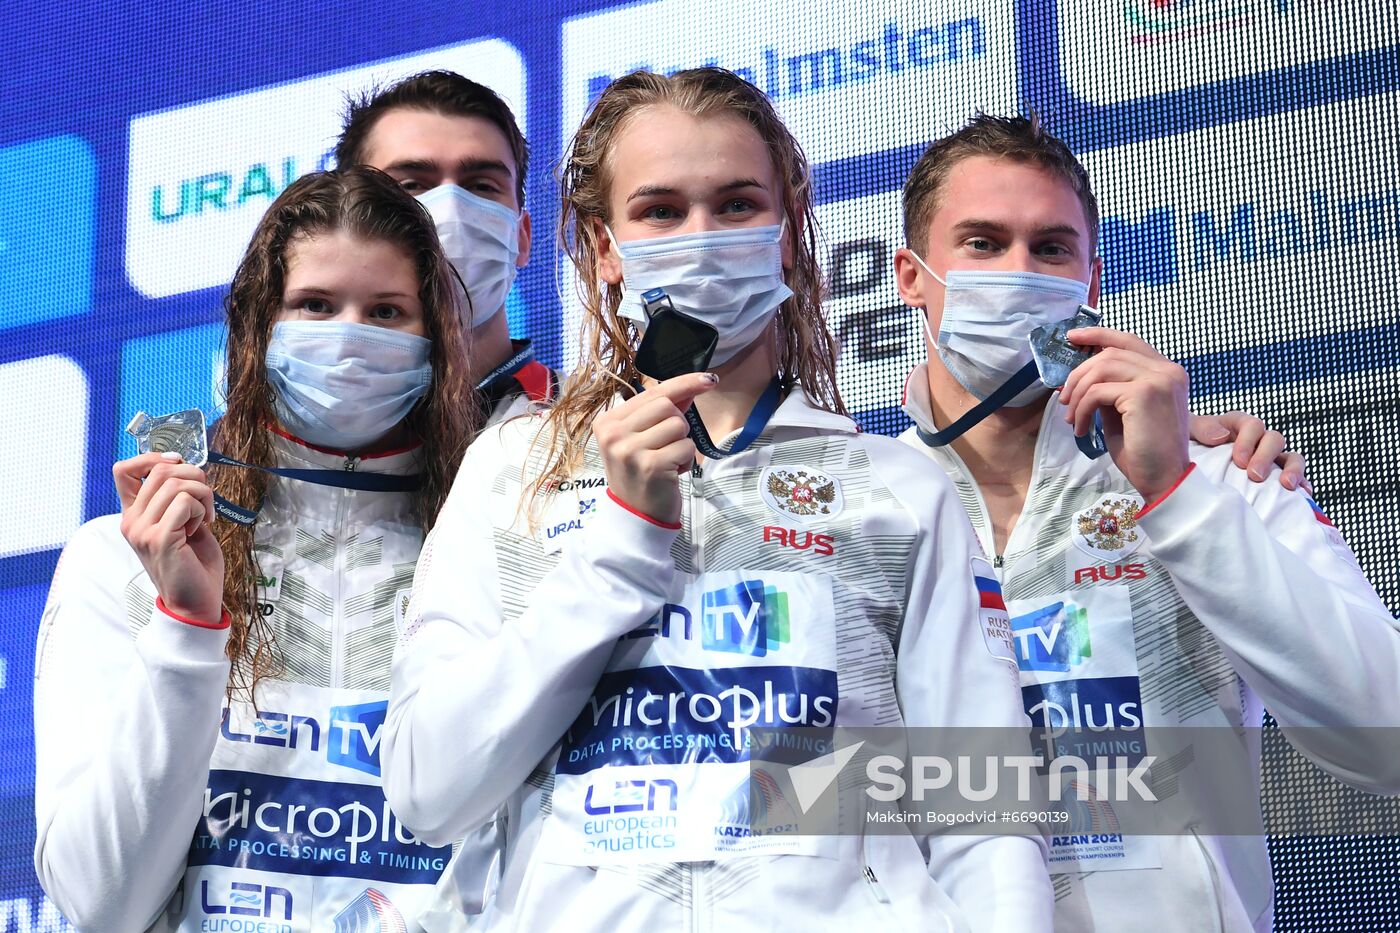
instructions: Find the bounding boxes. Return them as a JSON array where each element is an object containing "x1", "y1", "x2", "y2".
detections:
[{"x1": 115, "y1": 409, "x2": 224, "y2": 624}]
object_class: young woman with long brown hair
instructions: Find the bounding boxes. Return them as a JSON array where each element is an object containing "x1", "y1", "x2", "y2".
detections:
[
  {"x1": 383, "y1": 68, "x2": 1051, "y2": 931},
  {"x1": 34, "y1": 166, "x2": 477, "y2": 932}
]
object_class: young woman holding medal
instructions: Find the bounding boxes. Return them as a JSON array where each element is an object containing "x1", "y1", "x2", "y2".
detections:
[
  {"x1": 383, "y1": 68, "x2": 1052, "y2": 932},
  {"x1": 34, "y1": 167, "x2": 477, "y2": 931}
]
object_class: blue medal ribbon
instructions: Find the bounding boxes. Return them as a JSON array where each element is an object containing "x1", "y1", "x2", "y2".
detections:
[
  {"x1": 207, "y1": 450, "x2": 422, "y2": 526},
  {"x1": 913, "y1": 360, "x2": 1106, "y2": 459},
  {"x1": 475, "y1": 342, "x2": 535, "y2": 394},
  {"x1": 683, "y1": 376, "x2": 784, "y2": 460}
]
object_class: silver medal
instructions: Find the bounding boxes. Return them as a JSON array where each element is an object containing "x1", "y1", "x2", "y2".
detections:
[
  {"x1": 1029, "y1": 305, "x2": 1102, "y2": 389},
  {"x1": 125, "y1": 408, "x2": 209, "y2": 467}
]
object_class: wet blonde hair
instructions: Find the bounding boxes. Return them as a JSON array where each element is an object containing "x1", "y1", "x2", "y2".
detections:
[{"x1": 535, "y1": 67, "x2": 844, "y2": 495}]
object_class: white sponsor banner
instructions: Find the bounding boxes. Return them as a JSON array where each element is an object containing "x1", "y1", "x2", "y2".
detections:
[
  {"x1": 562, "y1": 0, "x2": 1015, "y2": 164},
  {"x1": 1086, "y1": 89, "x2": 1400, "y2": 360},
  {"x1": 0, "y1": 356, "x2": 86, "y2": 558},
  {"x1": 545, "y1": 570, "x2": 839, "y2": 864},
  {"x1": 127, "y1": 39, "x2": 526, "y2": 299},
  {"x1": 1060, "y1": 0, "x2": 1400, "y2": 106}
]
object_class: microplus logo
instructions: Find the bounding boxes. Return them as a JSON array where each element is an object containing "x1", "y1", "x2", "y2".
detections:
[
  {"x1": 1011, "y1": 601, "x2": 1092, "y2": 674},
  {"x1": 196, "y1": 772, "x2": 447, "y2": 882},
  {"x1": 559, "y1": 665, "x2": 840, "y2": 774},
  {"x1": 584, "y1": 16, "x2": 984, "y2": 107}
]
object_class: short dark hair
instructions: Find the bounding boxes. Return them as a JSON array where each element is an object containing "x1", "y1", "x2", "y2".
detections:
[
  {"x1": 902, "y1": 112, "x2": 1099, "y2": 254},
  {"x1": 335, "y1": 70, "x2": 529, "y2": 206}
]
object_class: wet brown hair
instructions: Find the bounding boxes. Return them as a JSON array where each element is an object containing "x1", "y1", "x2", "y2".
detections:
[
  {"x1": 211, "y1": 166, "x2": 478, "y2": 698},
  {"x1": 902, "y1": 112, "x2": 1100, "y2": 254},
  {"x1": 536, "y1": 67, "x2": 844, "y2": 495}
]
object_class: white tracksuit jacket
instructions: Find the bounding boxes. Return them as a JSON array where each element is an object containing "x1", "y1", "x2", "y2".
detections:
[
  {"x1": 899, "y1": 363, "x2": 1400, "y2": 933},
  {"x1": 382, "y1": 387, "x2": 1053, "y2": 933},
  {"x1": 33, "y1": 371, "x2": 555, "y2": 933}
]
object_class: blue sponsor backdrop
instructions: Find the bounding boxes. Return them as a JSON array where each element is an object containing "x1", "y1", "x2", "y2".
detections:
[{"x1": 0, "y1": 0, "x2": 1396, "y2": 928}]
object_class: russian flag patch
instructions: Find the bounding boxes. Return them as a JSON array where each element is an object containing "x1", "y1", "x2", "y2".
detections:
[
  {"x1": 975, "y1": 574, "x2": 1007, "y2": 611},
  {"x1": 971, "y1": 557, "x2": 1017, "y2": 674},
  {"x1": 1306, "y1": 497, "x2": 1335, "y2": 527}
]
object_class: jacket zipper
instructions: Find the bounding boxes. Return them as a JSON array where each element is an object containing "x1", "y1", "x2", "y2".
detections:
[
  {"x1": 690, "y1": 861, "x2": 707, "y2": 933},
  {"x1": 862, "y1": 865, "x2": 891, "y2": 904},
  {"x1": 690, "y1": 460, "x2": 704, "y2": 572},
  {"x1": 328, "y1": 469, "x2": 352, "y2": 688},
  {"x1": 1189, "y1": 828, "x2": 1228, "y2": 933},
  {"x1": 958, "y1": 469, "x2": 998, "y2": 563},
  {"x1": 946, "y1": 424, "x2": 1050, "y2": 573},
  {"x1": 687, "y1": 457, "x2": 704, "y2": 933}
]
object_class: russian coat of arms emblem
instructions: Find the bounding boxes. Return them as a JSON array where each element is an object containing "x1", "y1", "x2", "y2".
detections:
[
  {"x1": 759, "y1": 466, "x2": 844, "y2": 523},
  {"x1": 1073, "y1": 495, "x2": 1145, "y2": 561}
]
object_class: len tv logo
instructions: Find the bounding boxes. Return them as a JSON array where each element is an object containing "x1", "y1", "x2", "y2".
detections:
[
  {"x1": 1012, "y1": 601, "x2": 1091, "y2": 674},
  {"x1": 328, "y1": 701, "x2": 387, "y2": 777},
  {"x1": 701, "y1": 579, "x2": 791, "y2": 657}
]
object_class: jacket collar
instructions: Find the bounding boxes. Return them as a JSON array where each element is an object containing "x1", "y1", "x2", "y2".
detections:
[
  {"x1": 899, "y1": 363, "x2": 1084, "y2": 474},
  {"x1": 268, "y1": 426, "x2": 422, "y2": 475},
  {"x1": 601, "y1": 383, "x2": 857, "y2": 453},
  {"x1": 708, "y1": 383, "x2": 858, "y2": 449}
]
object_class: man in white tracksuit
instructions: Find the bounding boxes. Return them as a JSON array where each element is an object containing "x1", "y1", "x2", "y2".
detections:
[{"x1": 891, "y1": 113, "x2": 1400, "y2": 932}]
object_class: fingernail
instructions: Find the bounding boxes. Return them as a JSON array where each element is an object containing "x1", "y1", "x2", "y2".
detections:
[
  {"x1": 699, "y1": 372, "x2": 719, "y2": 384},
  {"x1": 1249, "y1": 468, "x2": 1264, "y2": 481},
  {"x1": 1207, "y1": 428, "x2": 1230, "y2": 442},
  {"x1": 161, "y1": 451, "x2": 183, "y2": 462},
  {"x1": 1284, "y1": 476, "x2": 1297, "y2": 490}
]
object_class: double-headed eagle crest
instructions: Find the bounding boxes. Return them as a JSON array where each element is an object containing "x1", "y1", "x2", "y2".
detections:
[
  {"x1": 1076, "y1": 497, "x2": 1141, "y2": 553},
  {"x1": 765, "y1": 468, "x2": 838, "y2": 518}
]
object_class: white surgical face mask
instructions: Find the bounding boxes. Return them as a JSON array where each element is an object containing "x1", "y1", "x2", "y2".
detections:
[
  {"x1": 910, "y1": 252, "x2": 1090, "y2": 407},
  {"x1": 416, "y1": 184, "x2": 520, "y2": 327},
  {"x1": 266, "y1": 321, "x2": 432, "y2": 450},
  {"x1": 610, "y1": 222, "x2": 793, "y2": 367}
]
